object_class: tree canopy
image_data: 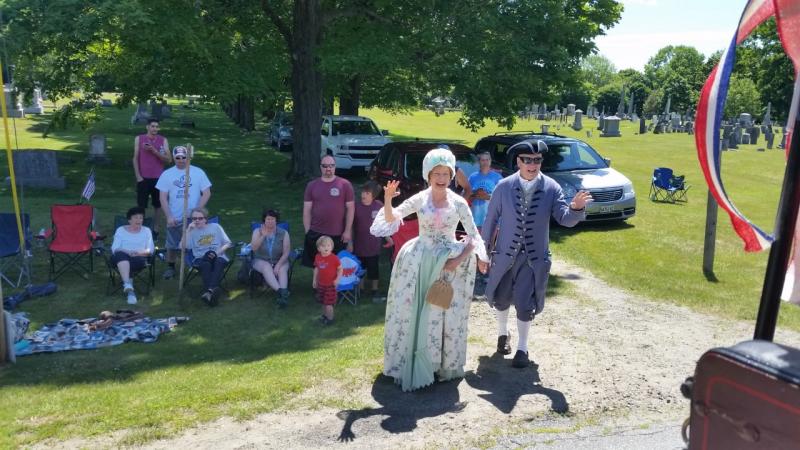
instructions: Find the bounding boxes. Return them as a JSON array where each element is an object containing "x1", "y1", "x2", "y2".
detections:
[{"x1": 3, "y1": 0, "x2": 625, "y2": 177}]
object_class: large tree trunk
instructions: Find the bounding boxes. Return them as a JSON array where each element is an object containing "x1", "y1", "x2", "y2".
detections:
[
  {"x1": 339, "y1": 74, "x2": 361, "y2": 116},
  {"x1": 289, "y1": 0, "x2": 323, "y2": 179}
]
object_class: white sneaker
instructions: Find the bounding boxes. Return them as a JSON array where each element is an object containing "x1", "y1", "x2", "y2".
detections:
[
  {"x1": 127, "y1": 292, "x2": 138, "y2": 305},
  {"x1": 123, "y1": 281, "x2": 134, "y2": 294}
]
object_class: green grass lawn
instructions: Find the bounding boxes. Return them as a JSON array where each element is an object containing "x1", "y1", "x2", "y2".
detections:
[{"x1": 0, "y1": 102, "x2": 797, "y2": 447}]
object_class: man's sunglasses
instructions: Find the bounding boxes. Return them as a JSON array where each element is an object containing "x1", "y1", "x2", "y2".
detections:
[{"x1": 518, "y1": 156, "x2": 543, "y2": 165}]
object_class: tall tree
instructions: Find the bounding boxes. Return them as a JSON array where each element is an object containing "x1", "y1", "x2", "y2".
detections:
[
  {"x1": 644, "y1": 45, "x2": 706, "y2": 113},
  {"x1": 734, "y1": 18, "x2": 794, "y2": 122}
]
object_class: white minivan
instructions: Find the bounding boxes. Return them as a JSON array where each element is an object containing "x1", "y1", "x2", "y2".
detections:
[{"x1": 320, "y1": 115, "x2": 391, "y2": 171}]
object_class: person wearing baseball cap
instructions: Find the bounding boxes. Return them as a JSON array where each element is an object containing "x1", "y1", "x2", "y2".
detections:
[
  {"x1": 155, "y1": 145, "x2": 212, "y2": 279},
  {"x1": 479, "y1": 139, "x2": 592, "y2": 368}
]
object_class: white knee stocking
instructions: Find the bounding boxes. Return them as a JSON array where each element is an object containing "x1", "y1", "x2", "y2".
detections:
[
  {"x1": 517, "y1": 319, "x2": 531, "y2": 353},
  {"x1": 496, "y1": 308, "x2": 509, "y2": 336}
]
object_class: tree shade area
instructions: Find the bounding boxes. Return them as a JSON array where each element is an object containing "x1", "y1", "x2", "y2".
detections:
[{"x1": 1, "y1": 0, "x2": 623, "y2": 177}]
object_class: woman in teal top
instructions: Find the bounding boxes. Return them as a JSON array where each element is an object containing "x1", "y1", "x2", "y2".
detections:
[{"x1": 250, "y1": 209, "x2": 291, "y2": 306}]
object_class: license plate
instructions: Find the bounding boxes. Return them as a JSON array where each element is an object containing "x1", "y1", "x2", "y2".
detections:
[{"x1": 599, "y1": 205, "x2": 613, "y2": 212}]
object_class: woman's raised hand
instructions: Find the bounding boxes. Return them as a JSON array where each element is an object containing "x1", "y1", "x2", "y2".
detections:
[{"x1": 384, "y1": 180, "x2": 400, "y2": 202}]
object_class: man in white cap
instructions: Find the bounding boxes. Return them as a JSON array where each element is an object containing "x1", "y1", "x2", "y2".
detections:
[
  {"x1": 480, "y1": 139, "x2": 592, "y2": 368},
  {"x1": 156, "y1": 145, "x2": 212, "y2": 279}
]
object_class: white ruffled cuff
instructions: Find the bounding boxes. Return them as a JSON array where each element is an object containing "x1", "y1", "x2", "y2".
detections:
[{"x1": 370, "y1": 209, "x2": 402, "y2": 237}]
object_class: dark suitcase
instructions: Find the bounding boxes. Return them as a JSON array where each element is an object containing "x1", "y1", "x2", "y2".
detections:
[{"x1": 686, "y1": 340, "x2": 800, "y2": 449}]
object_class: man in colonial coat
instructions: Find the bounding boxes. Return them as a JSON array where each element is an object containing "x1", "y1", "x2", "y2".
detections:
[{"x1": 479, "y1": 139, "x2": 592, "y2": 368}]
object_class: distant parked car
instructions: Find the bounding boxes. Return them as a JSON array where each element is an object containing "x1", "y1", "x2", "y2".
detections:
[
  {"x1": 474, "y1": 132, "x2": 636, "y2": 221},
  {"x1": 369, "y1": 141, "x2": 477, "y2": 206},
  {"x1": 321, "y1": 115, "x2": 392, "y2": 171},
  {"x1": 267, "y1": 112, "x2": 293, "y2": 152}
]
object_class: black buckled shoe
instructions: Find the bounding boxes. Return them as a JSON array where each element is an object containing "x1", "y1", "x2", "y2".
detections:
[
  {"x1": 511, "y1": 350, "x2": 530, "y2": 368},
  {"x1": 496, "y1": 335, "x2": 512, "y2": 355}
]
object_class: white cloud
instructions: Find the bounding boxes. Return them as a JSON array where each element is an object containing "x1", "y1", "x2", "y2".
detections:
[{"x1": 595, "y1": 29, "x2": 733, "y2": 71}]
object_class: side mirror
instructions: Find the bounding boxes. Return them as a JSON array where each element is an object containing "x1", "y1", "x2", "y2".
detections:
[
  {"x1": 382, "y1": 129, "x2": 390, "y2": 136},
  {"x1": 603, "y1": 157, "x2": 611, "y2": 167}
]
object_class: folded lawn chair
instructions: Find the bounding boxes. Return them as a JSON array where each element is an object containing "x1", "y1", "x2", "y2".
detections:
[
  {"x1": 48, "y1": 204, "x2": 97, "y2": 280},
  {"x1": 337, "y1": 250, "x2": 365, "y2": 306},
  {"x1": 0, "y1": 212, "x2": 32, "y2": 288},
  {"x1": 96, "y1": 215, "x2": 157, "y2": 296},
  {"x1": 649, "y1": 167, "x2": 690, "y2": 203}
]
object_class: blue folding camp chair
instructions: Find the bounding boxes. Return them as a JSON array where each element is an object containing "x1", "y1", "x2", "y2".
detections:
[
  {"x1": 649, "y1": 167, "x2": 690, "y2": 203},
  {"x1": 0, "y1": 213, "x2": 32, "y2": 288},
  {"x1": 241, "y1": 221, "x2": 302, "y2": 299},
  {"x1": 182, "y1": 216, "x2": 238, "y2": 293},
  {"x1": 337, "y1": 250, "x2": 365, "y2": 306}
]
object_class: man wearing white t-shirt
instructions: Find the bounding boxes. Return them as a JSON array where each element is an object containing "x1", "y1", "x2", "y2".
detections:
[{"x1": 156, "y1": 146, "x2": 212, "y2": 279}]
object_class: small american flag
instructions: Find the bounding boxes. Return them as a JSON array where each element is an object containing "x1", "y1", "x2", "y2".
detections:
[{"x1": 81, "y1": 168, "x2": 96, "y2": 201}]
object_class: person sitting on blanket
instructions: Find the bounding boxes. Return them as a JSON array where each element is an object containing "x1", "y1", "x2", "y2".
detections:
[
  {"x1": 180, "y1": 207, "x2": 232, "y2": 306},
  {"x1": 111, "y1": 206, "x2": 155, "y2": 305}
]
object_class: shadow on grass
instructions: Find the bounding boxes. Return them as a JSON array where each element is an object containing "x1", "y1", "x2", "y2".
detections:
[
  {"x1": 550, "y1": 219, "x2": 635, "y2": 244},
  {"x1": 336, "y1": 374, "x2": 466, "y2": 442}
]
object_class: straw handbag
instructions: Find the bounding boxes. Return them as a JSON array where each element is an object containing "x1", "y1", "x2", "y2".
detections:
[{"x1": 426, "y1": 271, "x2": 454, "y2": 309}]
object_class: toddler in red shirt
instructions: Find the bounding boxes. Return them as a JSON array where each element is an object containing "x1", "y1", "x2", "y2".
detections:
[{"x1": 313, "y1": 235, "x2": 341, "y2": 325}]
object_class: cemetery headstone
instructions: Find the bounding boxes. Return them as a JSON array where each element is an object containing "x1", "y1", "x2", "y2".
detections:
[
  {"x1": 150, "y1": 99, "x2": 162, "y2": 121},
  {"x1": 721, "y1": 138, "x2": 728, "y2": 151},
  {"x1": 779, "y1": 128, "x2": 787, "y2": 149},
  {"x1": 734, "y1": 125, "x2": 743, "y2": 145},
  {"x1": 161, "y1": 103, "x2": 172, "y2": 119},
  {"x1": 6, "y1": 150, "x2": 66, "y2": 189},
  {"x1": 132, "y1": 103, "x2": 149, "y2": 124},
  {"x1": 88, "y1": 134, "x2": 110, "y2": 164},
  {"x1": 748, "y1": 126, "x2": 760, "y2": 145},
  {"x1": 567, "y1": 104, "x2": 576, "y2": 116},
  {"x1": 639, "y1": 117, "x2": 646, "y2": 135},
  {"x1": 738, "y1": 113, "x2": 752, "y2": 128},
  {"x1": 541, "y1": 124, "x2": 550, "y2": 134},
  {"x1": 600, "y1": 115, "x2": 621, "y2": 137},
  {"x1": 597, "y1": 115, "x2": 605, "y2": 130},
  {"x1": 741, "y1": 132, "x2": 751, "y2": 145},
  {"x1": 572, "y1": 110, "x2": 583, "y2": 131},
  {"x1": 766, "y1": 131, "x2": 775, "y2": 149},
  {"x1": 3, "y1": 85, "x2": 24, "y2": 118},
  {"x1": 100, "y1": 98, "x2": 113, "y2": 107},
  {"x1": 22, "y1": 88, "x2": 44, "y2": 114},
  {"x1": 729, "y1": 129, "x2": 739, "y2": 149}
]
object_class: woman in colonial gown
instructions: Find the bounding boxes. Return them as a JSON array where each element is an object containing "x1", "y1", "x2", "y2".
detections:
[{"x1": 371, "y1": 147, "x2": 490, "y2": 391}]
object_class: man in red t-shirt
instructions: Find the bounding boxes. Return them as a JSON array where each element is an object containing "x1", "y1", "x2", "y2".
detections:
[
  {"x1": 313, "y1": 235, "x2": 341, "y2": 325},
  {"x1": 302, "y1": 154, "x2": 355, "y2": 267},
  {"x1": 133, "y1": 118, "x2": 171, "y2": 234}
]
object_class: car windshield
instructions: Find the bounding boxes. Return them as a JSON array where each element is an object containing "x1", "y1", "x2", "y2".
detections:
[
  {"x1": 278, "y1": 114, "x2": 293, "y2": 126},
  {"x1": 541, "y1": 141, "x2": 608, "y2": 172},
  {"x1": 332, "y1": 120, "x2": 380, "y2": 135},
  {"x1": 405, "y1": 152, "x2": 476, "y2": 180}
]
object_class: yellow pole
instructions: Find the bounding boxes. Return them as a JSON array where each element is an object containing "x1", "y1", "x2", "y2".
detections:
[{"x1": 0, "y1": 61, "x2": 26, "y2": 258}]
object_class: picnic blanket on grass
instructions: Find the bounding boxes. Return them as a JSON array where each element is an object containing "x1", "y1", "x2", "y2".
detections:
[{"x1": 15, "y1": 310, "x2": 189, "y2": 356}]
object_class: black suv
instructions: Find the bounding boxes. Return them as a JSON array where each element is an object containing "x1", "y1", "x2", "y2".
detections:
[
  {"x1": 474, "y1": 132, "x2": 636, "y2": 221},
  {"x1": 368, "y1": 141, "x2": 477, "y2": 206}
]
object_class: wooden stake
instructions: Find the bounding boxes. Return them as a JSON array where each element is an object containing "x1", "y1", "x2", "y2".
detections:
[{"x1": 178, "y1": 144, "x2": 193, "y2": 292}]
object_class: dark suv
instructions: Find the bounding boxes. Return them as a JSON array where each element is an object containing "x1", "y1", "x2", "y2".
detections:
[
  {"x1": 368, "y1": 141, "x2": 477, "y2": 206},
  {"x1": 474, "y1": 132, "x2": 636, "y2": 221},
  {"x1": 266, "y1": 111, "x2": 293, "y2": 152}
]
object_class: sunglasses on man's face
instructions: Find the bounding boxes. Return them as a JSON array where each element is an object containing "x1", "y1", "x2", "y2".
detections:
[
  {"x1": 174, "y1": 156, "x2": 186, "y2": 160},
  {"x1": 518, "y1": 156, "x2": 543, "y2": 165},
  {"x1": 191, "y1": 216, "x2": 206, "y2": 221}
]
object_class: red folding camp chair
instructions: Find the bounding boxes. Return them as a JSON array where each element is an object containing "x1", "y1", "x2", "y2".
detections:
[{"x1": 48, "y1": 204, "x2": 96, "y2": 280}]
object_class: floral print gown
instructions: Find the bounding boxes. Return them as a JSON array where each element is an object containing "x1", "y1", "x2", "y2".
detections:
[{"x1": 371, "y1": 188, "x2": 488, "y2": 391}]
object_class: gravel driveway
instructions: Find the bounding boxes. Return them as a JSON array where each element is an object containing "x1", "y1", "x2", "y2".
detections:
[{"x1": 47, "y1": 258, "x2": 800, "y2": 449}]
